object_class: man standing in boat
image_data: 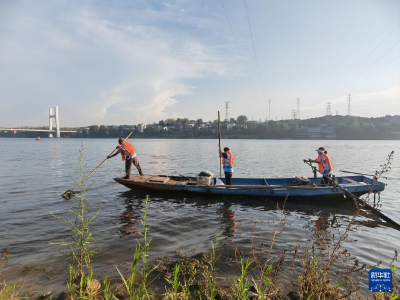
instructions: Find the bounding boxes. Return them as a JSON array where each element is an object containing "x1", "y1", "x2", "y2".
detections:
[
  {"x1": 304, "y1": 146, "x2": 333, "y2": 184},
  {"x1": 107, "y1": 138, "x2": 144, "y2": 179},
  {"x1": 219, "y1": 146, "x2": 234, "y2": 185}
]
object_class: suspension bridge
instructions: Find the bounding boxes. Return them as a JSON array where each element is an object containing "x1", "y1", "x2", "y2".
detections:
[{"x1": 0, "y1": 106, "x2": 77, "y2": 138}]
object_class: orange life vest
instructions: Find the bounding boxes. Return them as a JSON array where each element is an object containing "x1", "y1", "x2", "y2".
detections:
[
  {"x1": 317, "y1": 153, "x2": 333, "y2": 173},
  {"x1": 120, "y1": 141, "x2": 136, "y2": 161},
  {"x1": 222, "y1": 150, "x2": 235, "y2": 166}
]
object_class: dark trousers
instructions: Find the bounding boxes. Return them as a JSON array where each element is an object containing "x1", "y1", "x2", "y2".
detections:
[
  {"x1": 321, "y1": 173, "x2": 331, "y2": 185},
  {"x1": 225, "y1": 172, "x2": 233, "y2": 185},
  {"x1": 125, "y1": 157, "x2": 143, "y2": 177}
]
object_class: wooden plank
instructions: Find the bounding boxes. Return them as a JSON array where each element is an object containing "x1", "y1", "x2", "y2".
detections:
[
  {"x1": 344, "y1": 178, "x2": 358, "y2": 184},
  {"x1": 148, "y1": 176, "x2": 170, "y2": 184}
]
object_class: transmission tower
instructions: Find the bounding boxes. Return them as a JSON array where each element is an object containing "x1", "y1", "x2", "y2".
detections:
[
  {"x1": 325, "y1": 102, "x2": 332, "y2": 116},
  {"x1": 347, "y1": 94, "x2": 351, "y2": 116},
  {"x1": 269, "y1": 99, "x2": 271, "y2": 121},
  {"x1": 296, "y1": 98, "x2": 300, "y2": 119},
  {"x1": 292, "y1": 110, "x2": 297, "y2": 120},
  {"x1": 224, "y1": 101, "x2": 230, "y2": 121}
]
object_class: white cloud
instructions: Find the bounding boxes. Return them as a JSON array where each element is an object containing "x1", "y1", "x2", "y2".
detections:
[
  {"x1": 0, "y1": 1, "x2": 233, "y2": 126},
  {"x1": 0, "y1": 0, "x2": 398, "y2": 126}
]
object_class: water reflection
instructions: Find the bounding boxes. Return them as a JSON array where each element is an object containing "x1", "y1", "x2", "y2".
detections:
[
  {"x1": 216, "y1": 203, "x2": 237, "y2": 242},
  {"x1": 314, "y1": 212, "x2": 332, "y2": 231},
  {"x1": 117, "y1": 192, "x2": 145, "y2": 237}
]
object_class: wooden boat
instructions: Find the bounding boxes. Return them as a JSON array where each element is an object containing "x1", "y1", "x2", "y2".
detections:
[{"x1": 114, "y1": 175, "x2": 385, "y2": 200}]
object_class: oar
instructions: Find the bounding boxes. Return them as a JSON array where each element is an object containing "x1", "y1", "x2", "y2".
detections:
[
  {"x1": 62, "y1": 132, "x2": 134, "y2": 200},
  {"x1": 339, "y1": 170, "x2": 376, "y2": 177},
  {"x1": 304, "y1": 161, "x2": 400, "y2": 229},
  {"x1": 218, "y1": 111, "x2": 222, "y2": 178}
]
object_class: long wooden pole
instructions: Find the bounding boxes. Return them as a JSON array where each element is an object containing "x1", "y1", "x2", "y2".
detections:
[
  {"x1": 304, "y1": 161, "x2": 400, "y2": 229},
  {"x1": 339, "y1": 170, "x2": 375, "y2": 177},
  {"x1": 218, "y1": 111, "x2": 222, "y2": 178},
  {"x1": 62, "y1": 131, "x2": 134, "y2": 199}
]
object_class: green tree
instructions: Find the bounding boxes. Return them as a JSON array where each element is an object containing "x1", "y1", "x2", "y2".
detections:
[
  {"x1": 237, "y1": 115, "x2": 248, "y2": 125},
  {"x1": 165, "y1": 118, "x2": 176, "y2": 125}
]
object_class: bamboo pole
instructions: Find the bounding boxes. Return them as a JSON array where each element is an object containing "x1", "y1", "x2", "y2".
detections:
[
  {"x1": 304, "y1": 161, "x2": 400, "y2": 229},
  {"x1": 62, "y1": 131, "x2": 134, "y2": 199},
  {"x1": 218, "y1": 111, "x2": 222, "y2": 178}
]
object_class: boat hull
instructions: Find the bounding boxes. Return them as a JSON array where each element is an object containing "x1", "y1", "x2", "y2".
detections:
[{"x1": 114, "y1": 175, "x2": 385, "y2": 200}]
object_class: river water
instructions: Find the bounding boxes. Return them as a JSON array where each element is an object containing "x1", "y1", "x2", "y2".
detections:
[{"x1": 0, "y1": 138, "x2": 399, "y2": 297}]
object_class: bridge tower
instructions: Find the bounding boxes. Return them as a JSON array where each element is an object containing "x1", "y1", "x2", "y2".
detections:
[{"x1": 49, "y1": 106, "x2": 60, "y2": 138}]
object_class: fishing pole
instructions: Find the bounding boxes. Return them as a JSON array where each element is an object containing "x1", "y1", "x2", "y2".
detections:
[{"x1": 304, "y1": 160, "x2": 400, "y2": 229}]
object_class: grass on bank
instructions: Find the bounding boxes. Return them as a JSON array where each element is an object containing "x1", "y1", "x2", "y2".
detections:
[
  {"x1": 0, "y1": 282, "x2": 26, "y2": 300},
  {"x1": 49, "y1": 143, "x2": 101, "y2": 299}
]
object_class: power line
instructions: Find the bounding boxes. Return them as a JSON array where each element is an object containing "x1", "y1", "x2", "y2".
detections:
[
  {"x1": 243, "y1": 0, "x2": 267, "y2": 101},
  {"x1": 330, "y1": 21, "x2": 400, "y2": 99},
  {"x1": 219, "y1": 0, "x2": 258, "y2": 99},
  {"x1": 356, "y1": 64, "x2": 400, "y2": 94},
  {"x1": 321, "y1": 8, "x2": 400, "y2": 102},
  {"x1": 350, "y1": 54, "x2": 400, "y2": 92},
  {"x1": 337, "y1": 38, "x2": 400, "y2": 96},
  {"x1": 296, "y1": 98, "x2": 300, "y2": 119}
]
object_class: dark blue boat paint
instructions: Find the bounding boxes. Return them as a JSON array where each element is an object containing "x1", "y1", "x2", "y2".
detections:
[{"x1": 114, "y1": 175, "x2": 384, "y2": 200}]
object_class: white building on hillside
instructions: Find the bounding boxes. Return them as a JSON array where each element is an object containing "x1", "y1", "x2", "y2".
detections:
[{"x1": 138, "y1": 123, "x2": 146, "y2": 133}]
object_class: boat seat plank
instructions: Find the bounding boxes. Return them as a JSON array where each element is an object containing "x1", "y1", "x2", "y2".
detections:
[
  {"x1": 148, "y1": 176, "x2": 170, "y2": 184},
  {"x1": 344, "y1": 178, "x2": 358, "y2": 184},
  {"x1": 129, "y1": 175, "x2": 153, "y2": 182}
]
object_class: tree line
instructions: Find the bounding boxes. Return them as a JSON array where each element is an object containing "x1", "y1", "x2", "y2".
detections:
[{"x1": 1, "y1": 115, "x2": 400, "y2": 139}]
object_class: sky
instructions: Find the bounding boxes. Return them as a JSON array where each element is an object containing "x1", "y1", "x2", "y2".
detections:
[{"x1": 0, "y1": 0, "x2": 399, "y2": 127}]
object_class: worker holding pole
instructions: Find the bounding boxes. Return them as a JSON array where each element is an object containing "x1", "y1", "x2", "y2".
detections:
[
  {"x1": 219, "y1": 146, "x2": 234, "y2": 185},
  {"x1": 107, "y1": 138, "x2": 144, "y2": 179}
]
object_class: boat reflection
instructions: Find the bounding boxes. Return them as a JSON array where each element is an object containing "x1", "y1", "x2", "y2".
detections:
[
  {"x1": 117, "y1": 194, "x2": 144, "y2": 237},
  {"x1": 115, "y1": 189, "x2": 387, "y2": 240},
  {"x1": 216, "y1": 203, "x2": 237, "y2": 242}
]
